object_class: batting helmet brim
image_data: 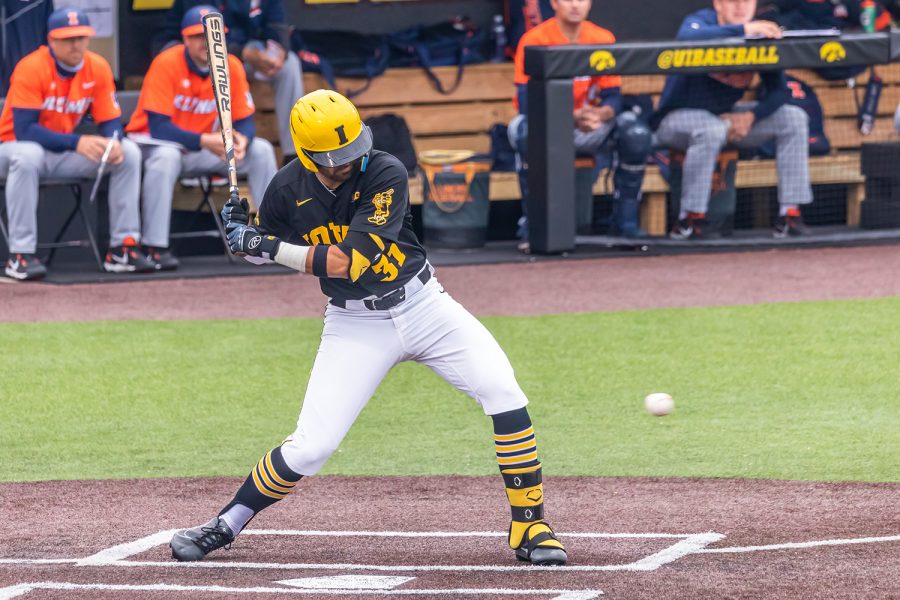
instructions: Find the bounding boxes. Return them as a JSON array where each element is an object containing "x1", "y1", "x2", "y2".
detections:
[{"x1": 302, "y1": 125, "x2": 373, "y2": 168}]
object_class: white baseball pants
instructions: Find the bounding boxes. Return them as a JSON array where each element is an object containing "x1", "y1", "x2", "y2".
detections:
[{"x1": 280, "y1": 273, "x2": 529, "y2": 476}]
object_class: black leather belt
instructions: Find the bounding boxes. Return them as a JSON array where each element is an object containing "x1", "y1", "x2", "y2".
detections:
[{"x1": 332, "y1": 268, "x2": 432, "y2": 311}]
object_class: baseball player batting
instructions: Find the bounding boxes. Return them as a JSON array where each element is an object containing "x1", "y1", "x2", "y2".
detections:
[{"x1": 168, "y1": 89, "x2": 567, "y2": 567}]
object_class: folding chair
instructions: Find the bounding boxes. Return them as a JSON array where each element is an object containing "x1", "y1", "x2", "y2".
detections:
[
  {"x1": 0, "y1": 100, "x2": 104, "y2": 270},
  {"x1": 169, "y1": 175, "x2": 236, "y2": 263}
]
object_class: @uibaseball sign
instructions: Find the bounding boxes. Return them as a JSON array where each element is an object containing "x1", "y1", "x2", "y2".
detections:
[{"x1": 657, "y1": 45, "x2": 780, "y2": 69}]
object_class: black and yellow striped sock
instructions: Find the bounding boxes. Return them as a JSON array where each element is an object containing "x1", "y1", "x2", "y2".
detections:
[
  {"x1": 492, "y1": 408, "x2": 562, "y2": 551},
  {"x1": 218, "y1": 445, "x2": 302, "y2": 533}
]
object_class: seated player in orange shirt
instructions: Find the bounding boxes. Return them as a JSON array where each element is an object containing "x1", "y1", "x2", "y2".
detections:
[
  {"x1": 126, "y1": 5, "x2": 277, "y2": 270},
  {"x1": 0, "y1": 7, "x2": 157, "y2": 280},
  {"x1": 509, "y1": 0, "x2": 652, "y2": 246}
]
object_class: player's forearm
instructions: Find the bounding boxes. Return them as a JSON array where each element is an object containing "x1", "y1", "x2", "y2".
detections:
[
  {"x1": 12, "y1": 108, "x2": 79, "y2": 152},
  {"x1": 273, "y1": 242, "x2": 349, "y2": 278}
]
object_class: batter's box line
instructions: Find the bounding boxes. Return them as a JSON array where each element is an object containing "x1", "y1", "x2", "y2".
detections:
[
  {"x1": 0, "y1": 581, "x2": 602, "y2": 600},
  {"x1": 71, "y1": 529, "x2": 725, "y2": 572}
]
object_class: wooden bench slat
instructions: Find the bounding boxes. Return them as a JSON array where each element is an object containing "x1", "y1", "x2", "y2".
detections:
[
  {"x1": 359, "y1": 101, "x2": 518, "y2": 136},
  {"x1": 825, "y1": 117, "x2": 898, "y2": 148}
]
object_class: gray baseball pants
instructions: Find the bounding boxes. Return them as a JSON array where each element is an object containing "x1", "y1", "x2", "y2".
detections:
[
  {"x1": 244, "y1": 52, "x2": 303, "y2": 159},
  {"x1": 0, "y1": 139, "x2": 142, "y2": 254},
  {"x1": 656, "y1": 104, "x2": 812, "y2": 214},
  {"x1": 139, "y1": 138, "x2": 277, "y2": 248}
]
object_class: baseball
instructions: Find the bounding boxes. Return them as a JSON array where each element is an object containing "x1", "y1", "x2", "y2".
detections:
[{"x1": 644, "y1": 392, "x2": 674, "y2": 416}]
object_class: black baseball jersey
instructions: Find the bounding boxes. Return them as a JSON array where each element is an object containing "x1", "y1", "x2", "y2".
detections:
[{"x1": 256, "y1": 150, "x2": 428, "y2": 302}]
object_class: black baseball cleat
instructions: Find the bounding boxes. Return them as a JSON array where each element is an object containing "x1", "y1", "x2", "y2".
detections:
[
  {"x1": 5, "y1": 253, "x2": 48, "y2": 281},
  {"x1": 773, "y1": 211, "x2": 811, "y2": 238},
  {"x1": 514, "y1": 521, "x2": 567, "y2": 566},
  {"x1": 170, "y1": 517, "x2": 234, "y2": 561},
  {"x1": 142, "y1": 246, "x2": 180, "y2": 271},
  {"x1": 669, "y1": 212, "x2": 707, "y2": 240},
  {"x1": 104, "y1": 237, "x2": 156, "y2": 274}
]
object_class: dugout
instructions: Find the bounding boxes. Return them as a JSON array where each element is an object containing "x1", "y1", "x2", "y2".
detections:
[{"x1": 524, "y1": 32, "x2": 900, "y2": 254}]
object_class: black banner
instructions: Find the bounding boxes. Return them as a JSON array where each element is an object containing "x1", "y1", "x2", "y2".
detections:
[{"x1": 525, "y1": 32, "x2": 900, "y2": 79}]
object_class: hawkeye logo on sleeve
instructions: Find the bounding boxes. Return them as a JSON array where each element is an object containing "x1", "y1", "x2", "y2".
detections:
[
  {"x1": 589, "y1": 50, "x2": 616, "y2": 72},
  {"x1": 819, "y1": 41, "x2": 846, "y2": 63},
  {"x1": 656, "y1": 45, "x2": 779, "y2": 70},
  {"x1": 367, "y1": 188, "x2": 394, "y2": 226}
]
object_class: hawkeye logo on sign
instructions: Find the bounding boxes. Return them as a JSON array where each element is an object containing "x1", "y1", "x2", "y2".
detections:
[
  {"x1": 589, "y1": 50, "x2": 616, "y2": 72},
  {"x1": 656, "y1": 45, "x2": 779, "y2": 70},
  {"x1": 819, "y1": 41, "x2": 846, "y2": 63}
]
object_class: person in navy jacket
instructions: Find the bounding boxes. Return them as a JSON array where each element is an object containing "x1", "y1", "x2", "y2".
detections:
[
  {"x1": 652, "y1": 0, "x2": 812, "y2": 239},
  {"x1": 152, "y1": 0, "x2": 302, "y2": 165}
]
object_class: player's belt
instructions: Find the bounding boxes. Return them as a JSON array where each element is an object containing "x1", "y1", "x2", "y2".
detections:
[{"x1": 331, "y1": 265, "x2": 433, "y2": 311}]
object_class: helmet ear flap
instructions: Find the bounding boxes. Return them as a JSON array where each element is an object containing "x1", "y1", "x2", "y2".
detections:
[{"x1": 297, "y1": 151, "x2": 319, "y2": 173}]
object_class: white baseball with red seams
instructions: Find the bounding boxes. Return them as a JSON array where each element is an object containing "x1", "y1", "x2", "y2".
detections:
[{"x1": 644, "y1": 393, "x2": 674, "y2": 416}]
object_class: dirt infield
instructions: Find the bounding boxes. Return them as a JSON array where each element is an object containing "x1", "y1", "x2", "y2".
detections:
[
  {"x1": 2, "y1": 247, "x2": 899, "y2": 597},
  {"x1": 4, "y1": 245, "x2": 900, "y2": 322},
  {"x1": 0, "y1": 476, "x2": 898, "y2": 599}
]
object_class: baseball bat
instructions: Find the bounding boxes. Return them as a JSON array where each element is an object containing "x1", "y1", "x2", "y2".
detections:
[
  {"x1": 88, "y1": 130, "x2": 119, "y2": 205},
  {"x1": 202, "y1": 12, "x2": 240, "y2": 201}
]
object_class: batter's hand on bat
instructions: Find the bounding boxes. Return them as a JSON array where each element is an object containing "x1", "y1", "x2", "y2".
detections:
[
  {"x1": 227, "y1": 223, "x2": 281, "y2": 259},
  {"x1": 200, "y1": 132, "x2": 227, "y2": 161},
  {"x1": 221, "y1": 196, "x2": 250, "y2": 235}
]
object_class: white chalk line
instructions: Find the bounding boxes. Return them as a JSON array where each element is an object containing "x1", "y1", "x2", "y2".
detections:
[
  {"x1": 243, "y1": 530, "x2": 687, "y2": 539},
  {"x1": 0, "y1": 582, "x2": 603, "y2": 598},
  {"x1": 76, "y1": 529, "x2": 179, "y2": 566},
  {"x1": 696, "y1": 534, "x2": 900, "y2": 554}
]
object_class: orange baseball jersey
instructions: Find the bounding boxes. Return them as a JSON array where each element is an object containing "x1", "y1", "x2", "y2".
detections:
[
  {"x1": 126, "y1": 45, "x2": 254, "y2": 136},
  {"x1": 513, "y1": 17, "x2": 621, "y2": 111},
  {"x1": 0, "y1": 46, "x2": 120, "y2": 142}
]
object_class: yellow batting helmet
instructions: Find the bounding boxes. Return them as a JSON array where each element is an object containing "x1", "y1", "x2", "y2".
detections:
[{"x1": 290, "y1": 89, "x2": 373, "y2": 173}]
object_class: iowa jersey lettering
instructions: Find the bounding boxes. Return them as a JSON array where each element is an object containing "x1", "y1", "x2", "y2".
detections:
[
  {"x1": 301, "y1": 223, "x2": 407, "y2": 283},
  {"x1": 301, "y1": 222, "x2": 349, "y2": 246}
]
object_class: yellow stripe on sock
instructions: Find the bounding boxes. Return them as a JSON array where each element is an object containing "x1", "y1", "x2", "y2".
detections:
[
  {"x1": 495, "y1": 440, "x2": 536, "y2": 453},
  {"x1": 497, "y1": 451, "x2": 538, "y2": 465},
  {"x1": 258, "y1": 459, "x2": 295, "y2": 495},
  {"x1": 252, "y1": 465, "x2": 287, "y2": 500},
  {"x1": 494, "y1": 426, "x2": 534, "y2": 442},
  {"x1": 263, "y1": 453, "x2": 297, "y2": 490}
]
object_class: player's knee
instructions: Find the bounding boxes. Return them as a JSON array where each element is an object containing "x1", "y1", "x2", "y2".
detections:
[
  {"x1": 119, "y1": 139, "x2": 141, "y2": 168},
  {"x1": 689, "y1": 120, "x2": 728, "y2": 148},
  {"x1": 779, "y1": 104, "x2": 809, "y2": 134},
  {"x1": 144, "y1": 146, "x2": 182, "y2": 172},
  {"x1": 477, "y1": 377, "x2": 528, "y2": 415},
  {"x1": 10, "y1": 142, "x2": 45, "y2": 171},
  {"x1": 279, "y1": 436, "x2": 338, "y2": 476}
]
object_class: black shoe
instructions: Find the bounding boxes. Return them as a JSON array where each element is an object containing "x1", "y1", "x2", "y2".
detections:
[
  {"x1": 513, "y1": 521, "x2": 567, "y2": 566},
  {"x1": 773, "y1": 212, "x2": 810, "y2": 238},
  {"x1": 170, "y1": 517, "x2": 234, "y2": 562},
  {"x1": 104, "y1": 237, "x2": 156, "y2": 273},
  {"x1": 4, "y1": 253, "x2": 47, "y2": 281},
  {"x1": 669, "y1": 212, "x2": 706, "y2": 240},
  {"x1": 142, "y1": 246, "x2": 180, "y2": 271}
]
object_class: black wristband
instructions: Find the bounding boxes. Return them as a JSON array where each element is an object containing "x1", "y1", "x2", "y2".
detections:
[
  {"x1": 312, "y1": 245, "x2": 329, "y2": 277},
  {"x1": 258, "y1": 235, "x2": 282, "y2": 260}
]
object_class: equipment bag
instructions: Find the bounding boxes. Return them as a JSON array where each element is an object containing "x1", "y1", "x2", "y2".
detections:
[
  {"x1": 365, "y1": 113, "x2": 418, "y2": 176},
  {"x1": 420, "y1": 150, "x2": 492, "y2": 248},
  {"x1": 292, "y1": 30, "x2": 391, "y2": 97},
  {"x1": 387, "y1": 18, "x2": 487, "y2": 94}
]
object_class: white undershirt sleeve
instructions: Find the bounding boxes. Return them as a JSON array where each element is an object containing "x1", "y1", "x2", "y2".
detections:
[{"x1": 273, "y1": 242, "x2": 311, "y2": 273}]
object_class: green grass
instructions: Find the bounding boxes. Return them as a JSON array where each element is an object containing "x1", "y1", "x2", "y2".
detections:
[{"x1": 1, "y1": 297, "x2": 898, "y2": 483}]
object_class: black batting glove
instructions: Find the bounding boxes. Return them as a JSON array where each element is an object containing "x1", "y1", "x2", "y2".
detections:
[
  {"x1": 227, "y1": 224, "x2": 282, "y2": 259},
  {"x1": 221, "y1": 196, "x2": 250, "y2": 235}
]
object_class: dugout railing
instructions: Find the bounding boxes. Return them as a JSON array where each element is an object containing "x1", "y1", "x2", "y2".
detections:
[{"x1": 524, "y1": 32, "x2": 900, "y2": 254}]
